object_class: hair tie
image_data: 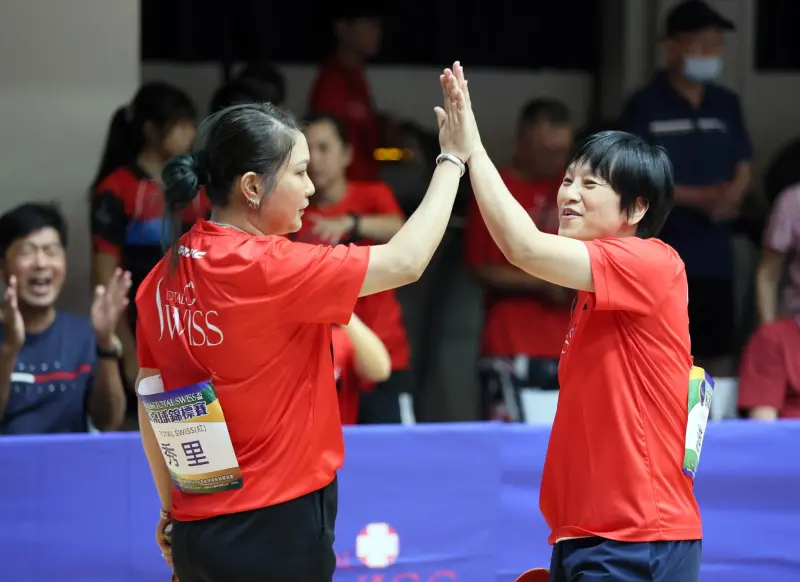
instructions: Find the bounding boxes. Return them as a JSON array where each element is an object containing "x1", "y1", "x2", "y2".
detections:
[{"x1": 192, "y1": 151, "x2": 212, "y2": 187}]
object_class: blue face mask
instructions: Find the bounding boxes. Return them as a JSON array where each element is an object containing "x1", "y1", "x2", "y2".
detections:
[{"x1": 682, "y1": 56, "x2": 723, "y2": 83}]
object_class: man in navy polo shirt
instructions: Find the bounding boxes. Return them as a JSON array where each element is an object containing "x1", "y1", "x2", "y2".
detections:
[
  {"x1": 0, "y1": 203, "x2": 129, "y2": 434},
  {"x1": 620, "y1": 0, "x2": 752, "y2": 377}
]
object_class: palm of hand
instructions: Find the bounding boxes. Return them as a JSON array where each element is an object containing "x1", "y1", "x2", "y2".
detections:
[
  {"x1": 435, "y1": 62, "x2": 482, "y2": 161},
  {"x1": 2, "y1": 276, "x2": 25, "y2": 350},
  {"x1": 91, "y1": 269, "x2": 131, "y2": 338}
]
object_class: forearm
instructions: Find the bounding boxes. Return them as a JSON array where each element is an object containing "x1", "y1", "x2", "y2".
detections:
[
  {"x1": 726, "y1": 162, "x2": 751, "y2": 203},
  {"x1": 356, "y1": 215, "x2": 404, "y2": 242},
  {"x1": 361, "y1": 162, "x2": 461, "y2": 296},
  {"x1": 88, "y1": 356, "x2": 127, "y2": 431},
  {"x1": 748, "y1": 406, "x2": 779, "y2": 421},
  {"x1": 138, "y1": 398, "x2": 173, "y2": 511},
  {"x1": 344, "y1": 318, "x2": 392, "y2": 382},
  {"x1": 755, "y1": 253, "x2": 784, "y2": 324},
  {"x1": 0, "y1": 348, "x2": 18, "y2": 421}
]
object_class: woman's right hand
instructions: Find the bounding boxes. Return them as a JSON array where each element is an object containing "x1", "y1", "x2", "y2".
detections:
[
  {"x1": 156, "y1": 514, "x2": 174, "y2": 568},
  {"x1": 434, "y1": 61, "x2": 482, "y2": 162}
]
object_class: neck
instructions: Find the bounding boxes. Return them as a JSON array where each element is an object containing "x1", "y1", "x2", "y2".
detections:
[
  {"x1": 667, "y1": 70, "x2": 704, "y2": 107},
  {"x1": 137, "y1": 150, "x2": 165, "y2": 183},
  {"x1": 209, "y1": 207, "x2": 266, "y2": 236},
  {"x1": 21, "y1": 304, "x2": 56, "y2": 334},
  {"x1": 313, "y1": 178, "x2": 348, "y2": 208},
  {"x1": 336, "y1": 47, "x2": 364, "y2": 68}
]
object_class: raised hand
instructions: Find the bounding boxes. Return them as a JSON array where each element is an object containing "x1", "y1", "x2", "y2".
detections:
[
  {"x1": 2, "y1": 276, "x2": 25, "y2": 353},
  {"x1": 91, "y1": 268, "x2": 132, "y2": 343},
  {"x1": 440, "y1": 62, "x2": 483, "y2": 159},
  {"x1": 434, "y1": 61, "x2": 480, "y2": 162}
]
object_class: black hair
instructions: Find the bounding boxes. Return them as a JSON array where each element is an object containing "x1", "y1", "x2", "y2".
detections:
[
  {"x1": 160, "y1": 103, "x2": 299, "y2": 266},
  {"x1": 91, "y1": 82, "x2": 196, "y2": 189},
  {"x1": 209, "y1": 77, "x2": 284, "y2": 114},
  {"x1": 236, "y1": 64, "x2": 287, "y2": 106},
  {"x1": 303, "y1": 112, "x2": 350, "y2": 145},
  {"x1": 568, "y1": 131, "x2": 674, "y2": 238},
  {"x1": 518, "y1": 99, "x2": 572, "y2": 131},
  {"x1": 0, "y1": 203, "x2": 68, "y2": 259}
]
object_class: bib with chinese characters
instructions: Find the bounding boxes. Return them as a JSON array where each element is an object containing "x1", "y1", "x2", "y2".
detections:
[
  {"x1": 138, "y1": 376, "x2": 243, "y2": 494},
  {"x1": 682, "y1": 366, "x2": 715, "y2": 479}
]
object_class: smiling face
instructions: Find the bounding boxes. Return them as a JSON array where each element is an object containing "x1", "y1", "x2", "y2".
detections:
[{"x1": 3, "y1": 227, "x2": 66, "y2": 309}]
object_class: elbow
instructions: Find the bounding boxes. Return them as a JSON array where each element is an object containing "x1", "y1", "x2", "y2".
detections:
[{"x1": 372, "y1": 360, "x2": 392, "y2": 383}]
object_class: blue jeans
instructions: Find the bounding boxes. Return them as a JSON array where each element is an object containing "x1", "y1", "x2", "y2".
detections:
[{"x1": 550, "y1": 537, "x2": 701, "y2": 582}]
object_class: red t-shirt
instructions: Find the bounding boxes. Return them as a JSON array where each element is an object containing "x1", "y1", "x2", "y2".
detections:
[
  {"x1": 738, "y1": 316, "x2": 800, "y2": 418},
  {"x1": 309, "y1": 57, "x2": 380, "y2": 181},
  {"x1": 135, "y1": 221, "x2": 370, "y2": 521},
  {"x1": 464, "y1": 169, "x2": 569, "y2": 358},
  {"x1": 332, "y1": 325, "x2": 360, "y2": 425},
  {"x1": 540, "y1": 237, "x2": 701, "y2": 544},
  {"x1": 294, "y1": 182, "x2": 410, "y2": 373}
]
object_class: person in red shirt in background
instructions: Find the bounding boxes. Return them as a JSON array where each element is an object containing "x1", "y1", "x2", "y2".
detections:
[
  {"x1": 309, "y1": 4, "x2": 383, "y2": 182},
  {"x1": 333, "y1": 313, "x2": 392, "y2": 425},
  {"x1": 90, "y1": 83, "x2": 209, "y2": 402},
  {"x1": 447, "y1": 64, "x2": 702, "y2": 581},
  {"x1": 737, "y1": 316, "x2": 800, "y2": 420},
  {"x1": 465, "y1": 100, "x2": 574, "y2": 423},
  {"x1": 296, "y1": 113, "x2": 412, "y2": 424}
]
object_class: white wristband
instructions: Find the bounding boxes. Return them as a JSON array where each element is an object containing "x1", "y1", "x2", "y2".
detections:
[{"x1": 436, "y1": 153, "x2": 466, "y2": 177}]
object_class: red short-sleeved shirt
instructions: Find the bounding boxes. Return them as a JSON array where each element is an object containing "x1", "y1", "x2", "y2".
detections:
[
  {"x1": 135, "y1": 221, "x2": 369, "y2": 521},
  {"x1": 294, "y1": 182, "x2": 410, "y2": 374},
  {"x1": 464, "y1": 169, "x2": 569, "y2": 358},
  {"x1": 540, "y1": 237, "x2": 701, "y2": 544},
  {"x1": 738, "y1": 316, "x2": 800, "y2": 418},
  {"x1": 332, "y1": 325, "x2": 360, "y2": 425},
  {"x1": 309, "y1": 57, "x2": 379, "y2": 182}
]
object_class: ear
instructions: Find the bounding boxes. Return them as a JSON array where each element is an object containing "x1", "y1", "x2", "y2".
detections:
[
  {"x1": 627, "y1": 197, "x2": 649, "y2": 227},
  {"x1": 238, "y1": 172, "x2": 261, "y2": 206}
]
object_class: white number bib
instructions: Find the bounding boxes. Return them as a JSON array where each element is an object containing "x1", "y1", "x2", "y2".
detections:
[
  {"x1": 139, "y1": 376, "x2": 243, "y2": 494},
  {"x1": 682, "y1": 366, "x2": 714, "y2": 479}
]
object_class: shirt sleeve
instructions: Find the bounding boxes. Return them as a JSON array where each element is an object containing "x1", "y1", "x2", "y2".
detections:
[
  {"x1": 266, "y1": 240, "x2": 370, "y2": 324},
  {"x1": 367, "y1": 183, "x2": 404, "y2": 216},
  {"x1": 618, "y1": 93, "x2": 651, "y2": 141},
  {"x1": 136, "y1": 318, "x2": 158, "y2": 369},
  {"x1": 763, "y1": 187, "x2": 800, "y2": 253},
  {"x1": 91, "y1": 186, "x2": 129, "y2": 260},
  {"x1": 737, "y1": 321, "x2": 788, "y2": 411},
  {"x1": 586, "y1": 237, "x2": 685, "y2": 315},
  {"x1": 463, "y1": 196, "x2": 508, "y2": 267}
]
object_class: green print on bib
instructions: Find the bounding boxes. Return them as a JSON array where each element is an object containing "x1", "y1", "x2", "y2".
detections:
[{"x1": 683, "y1": 366, "x2": 714, "y2": 479}]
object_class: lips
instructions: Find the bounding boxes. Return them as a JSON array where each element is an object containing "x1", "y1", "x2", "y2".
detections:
[
  {"x1": 28, "y1": 275, "x2": 53, "y2": 296},
  {"x1": 561, "y1": 208, "x2": 582, "y2": 218}
]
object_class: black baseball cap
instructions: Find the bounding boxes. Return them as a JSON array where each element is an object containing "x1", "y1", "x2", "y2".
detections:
[{"x1": 665, "y1": 0, "x2": 735, "y2": 37}]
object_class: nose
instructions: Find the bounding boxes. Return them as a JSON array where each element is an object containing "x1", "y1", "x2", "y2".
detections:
[
  {"x1": 305, "y1": 173, "x2": 316, "y2": 197},
  {"x1": 557, "y1": 181, "x2": 581, "y2": 207}
]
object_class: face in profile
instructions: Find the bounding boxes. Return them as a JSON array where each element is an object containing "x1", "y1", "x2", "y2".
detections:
[
  {"x1": 3, "y1": 227, "x2": 66, "y2": 309},
  {"x1": 556, "y1": 162, "x2": 642, "y2": 241},
  {"x1": 305, "y1": 120, "x2": 352, "y2": 195},
  {"x1": 259, "y1": 131, "x2": 315, "y2": 235},
  {"x1": 518, "y1": 121, "x2": 573, "y2": 179},
  {"x1": 159, "y1": 119, "x2": 197, "y2": 159}
]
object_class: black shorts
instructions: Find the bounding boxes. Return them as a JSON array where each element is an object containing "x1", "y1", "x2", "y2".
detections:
[
  {"x1": 358, "y1": 369, "x2": 413, "y2": 424},
  {"x1": 687, "y1": 277, "x2": 735, "y2": 359},
  {"x1": 171, "y1": 476, "x2": 338, "y2": 582}
]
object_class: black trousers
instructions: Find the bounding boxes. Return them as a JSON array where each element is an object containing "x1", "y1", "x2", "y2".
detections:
[{"x1": 171, "y1": 476, "x2": 338, "y2": 582}]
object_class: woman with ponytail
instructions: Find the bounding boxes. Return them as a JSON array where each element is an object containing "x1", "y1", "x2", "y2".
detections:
[{"x1": 90, "y1": 82, "x2": 207, "y2": 394}]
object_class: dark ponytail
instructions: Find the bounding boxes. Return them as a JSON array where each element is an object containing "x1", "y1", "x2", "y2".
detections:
[
  {"x1": 91, "y1": 107, "x2": 135, "y2": 189},
  {"x1": 162, "y1": 152, "x2": 207, "y2": 270}
]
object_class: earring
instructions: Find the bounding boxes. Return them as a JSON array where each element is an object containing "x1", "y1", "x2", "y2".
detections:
[{"x1": 248, "y1": 197, "x2": 260, "y2": 209}]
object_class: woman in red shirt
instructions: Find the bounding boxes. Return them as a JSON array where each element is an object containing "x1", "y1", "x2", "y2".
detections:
[
  {"x1": 333, "y1": 313, "x2": 392, "y2": 425},
  {"x1": 90, "y1": 82, "x2": 208, "y2": 391},
  {"x1": 135, "y1": 70, "x2": 474, "y2": 582},
  {"x1": 297, "y1": 113, "x2": 412, "y2": 424}
]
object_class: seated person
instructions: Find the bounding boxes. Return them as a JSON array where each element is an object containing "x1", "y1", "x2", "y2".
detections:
[
  {"x1": 737, "y1": 316, "x2": 800, "y2": 420},
  {"x1": 464, "y1": 99, "x2": 574, "y2": 423},
  {"x1": 209, "y1": 64, "x2": 287, "y2": 113},
  {"x1": 333, "y1": 313, "x2": 391, "y2": 425},
  {"x1": 296, "y1": 113, "x2": 410, "y2": 424},
  {"x1": 0, "y1": 204, "x2": 128, "y2": 434}
]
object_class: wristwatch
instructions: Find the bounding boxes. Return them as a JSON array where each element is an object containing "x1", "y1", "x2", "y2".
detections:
[{"x1": 97, "y1": 335, "x2": 123, "y2": 359}]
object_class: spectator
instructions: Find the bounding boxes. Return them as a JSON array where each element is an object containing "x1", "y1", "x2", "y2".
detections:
[
  {"x1": 333, "y1": 313, "x2": 392, "y2": 425},
  {"x1": 296, "y1": 113, "x2": 411, "y2": 424},
  {"x1": 90, "y1": 83, "x2": 209, "y2": 391},
  {"x1": 0, "y1": 203, "x2": 128, "y2": 434},
  {"x1": 619, "y1": 0, "x2": 752, "y2": 378},
  {"x1": 465, "y1": 99, "x2": 574, "y2": 422},
  {"x1": 309, "y1": 4, "x2": 383, "y2": 181},
  {"x1": 210, "y1": 64, "x2": 287, "y2": 113},
  {"x1": 737, "y1": 316, "x2": 800, "y2": 420},
  {"x1": 756, "y1": 184, "x2": 800, "y2": 323}
]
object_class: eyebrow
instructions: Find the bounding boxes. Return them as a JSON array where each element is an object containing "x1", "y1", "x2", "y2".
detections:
[{"x1": 295, "y1": 158, "x2": 310, "y2": 166}]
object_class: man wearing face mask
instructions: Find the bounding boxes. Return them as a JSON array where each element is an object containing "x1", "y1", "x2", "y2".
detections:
[{"x1": 620, "y1": 0, "x2": 752, "y2": 380}]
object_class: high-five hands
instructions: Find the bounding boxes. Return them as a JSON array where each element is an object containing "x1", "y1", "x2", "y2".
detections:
[{"x1": 434, "y1": 61, "x2": 483, "y2": 163}]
